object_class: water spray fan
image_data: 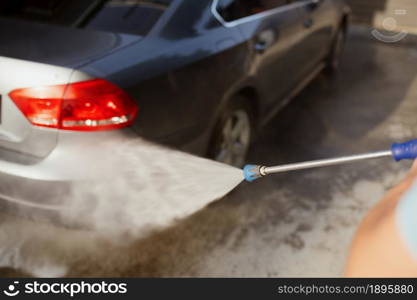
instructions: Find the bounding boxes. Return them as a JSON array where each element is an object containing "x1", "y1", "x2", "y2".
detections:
[{"x1": 243, "y1": 139, "x2": 417, "y2": 182}]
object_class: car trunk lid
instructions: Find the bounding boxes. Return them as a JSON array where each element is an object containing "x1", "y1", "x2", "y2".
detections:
[
  {"x1": 0, "y1": 56, "x2": 73, "y2": 159},
  {"x1": 0, "y1": 17, "x2": 139, "y2": 68}
]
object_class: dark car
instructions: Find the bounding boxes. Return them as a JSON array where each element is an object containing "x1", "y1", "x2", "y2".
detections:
[{"x1": 0, "y1": 0, "x2": 349, "y2": 209}]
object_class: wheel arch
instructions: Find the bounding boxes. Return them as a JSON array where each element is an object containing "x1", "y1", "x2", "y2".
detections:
[{"x1": 234, "y1": 86, "x2": 261, "y2": 130}]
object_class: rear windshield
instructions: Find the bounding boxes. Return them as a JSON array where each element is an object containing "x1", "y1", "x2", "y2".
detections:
[{"x1": 0, "y1": 0, "x2": 173, "y2": 35}]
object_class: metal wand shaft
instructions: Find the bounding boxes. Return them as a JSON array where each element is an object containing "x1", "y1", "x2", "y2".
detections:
[{"x1": 262, "y1": 150, "x2": 392, "y2": 175}]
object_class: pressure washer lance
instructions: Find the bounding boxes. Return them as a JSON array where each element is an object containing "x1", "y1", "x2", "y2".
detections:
[{"x1": 243, "y1": 139, "x2": 417, "y2": 182}]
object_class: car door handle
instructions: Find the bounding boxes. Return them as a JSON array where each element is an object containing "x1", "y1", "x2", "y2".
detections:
[
  {"x1": 255, "y1": 30, "x2": 276, "y2": 53},
  {"x1": 255, "y1": 41, "x2": 268, "y2": 53},
  {"x1": 304, "y1": 18, "x2": 314, "y2": 28}
]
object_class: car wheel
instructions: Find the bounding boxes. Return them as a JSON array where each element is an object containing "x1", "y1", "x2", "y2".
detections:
[
  {"x1": 208, "y1": 97, "x2": 253, "y2": 168},
  {"x1": 325, "y1": 28, "x2": 345, "y2": 74}
]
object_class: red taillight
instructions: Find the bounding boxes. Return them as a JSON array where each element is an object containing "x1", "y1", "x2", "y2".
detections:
[{"x1": 9, "y1": 79, "x2": 138, "y2": 131}]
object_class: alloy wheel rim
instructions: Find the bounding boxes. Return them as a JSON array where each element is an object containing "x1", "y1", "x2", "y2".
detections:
[{"x1": 215, "y1": 109, "x2": 251, "y2": 167}]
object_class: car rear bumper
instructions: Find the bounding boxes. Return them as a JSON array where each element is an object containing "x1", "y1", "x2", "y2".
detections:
[
  {"x1": 0, "y1": 173, "x2": 71, "y2": 210},
  {"x1": 0, "y1": 129, "x2": 138, "y2": 211},
  {"x1": 0, "y1": 125, "x2": 212, "y2": 212}
]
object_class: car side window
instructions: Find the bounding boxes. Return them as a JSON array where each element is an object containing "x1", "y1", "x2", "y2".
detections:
[{"x1": 216, "y1": 0, "x2": 294, "y2": 22}]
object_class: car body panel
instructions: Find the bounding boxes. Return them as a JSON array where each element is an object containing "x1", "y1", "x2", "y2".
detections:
[
  {"x1": 296, "y1": 0, "x2": 340, "y2": 76},
  {"x1": 219, "y1": 1, "x2": 311, "y2": 113},
  {"x1": 0, "y1": 57, "x2": 68, "y2": 159},
  {"x1": 78, "y1": 0, "x2": 248, "y2": 150}
]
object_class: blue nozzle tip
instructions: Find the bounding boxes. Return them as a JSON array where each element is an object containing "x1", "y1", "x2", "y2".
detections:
[{"x1": 243, "y1": 165, "x2": 263, "y2": 182}]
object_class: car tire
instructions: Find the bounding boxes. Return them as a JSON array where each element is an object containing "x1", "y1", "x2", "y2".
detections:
[
  {"x1": 208, "y1": 96, "x2": 254, "y2": 168},
  {"x1": 325, "y1": 27, "x2": 345, "y2": 75}
]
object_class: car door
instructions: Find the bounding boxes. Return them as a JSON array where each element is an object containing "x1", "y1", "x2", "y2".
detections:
[
  {"x1": 215, "y1": 0, "x2": 310, "y2": 109},
  {"x1": 294, "y1": 0, "x2": 335, "y2": 76}
]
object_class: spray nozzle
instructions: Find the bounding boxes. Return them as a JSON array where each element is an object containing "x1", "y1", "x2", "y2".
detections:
[{"x1": 243, "y1": 165, "x2": 265, "y2": 182}]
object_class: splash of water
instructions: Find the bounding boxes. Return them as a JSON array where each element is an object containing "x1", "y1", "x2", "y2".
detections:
[
  {"x1": 60, "y1": 138, "x2": 244, "y2": 237},
  {"x1": 0, "y1": 137, "x2": 245, "y2": 276}
]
